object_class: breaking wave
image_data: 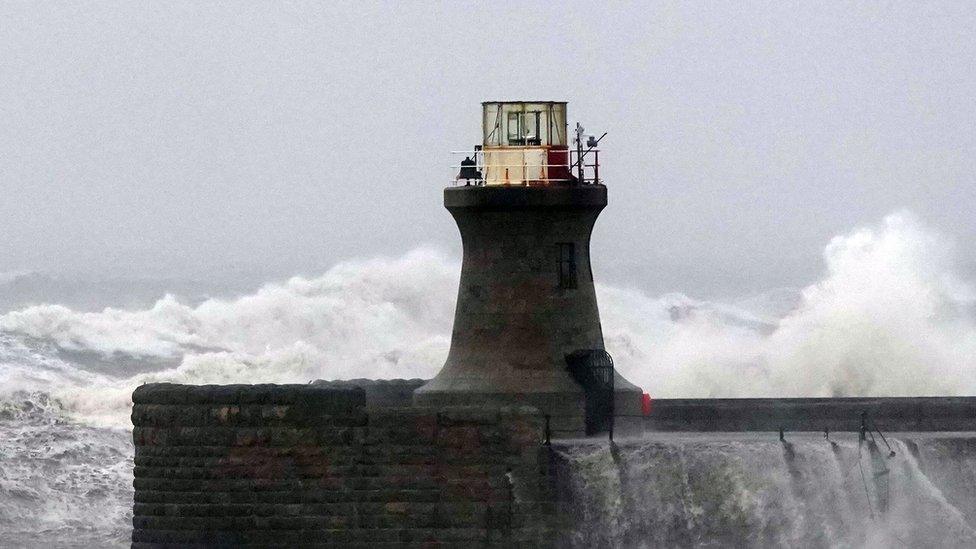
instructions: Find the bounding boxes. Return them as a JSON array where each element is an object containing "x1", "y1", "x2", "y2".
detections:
[
  {"x1": 602, "y1": 211, "x2": 976, "y2": 398},
  {"x1": 1, "y1": 210, "x2": 975, "y2": 547},
  {"x1": 0, "y1": 391, "x2": 132, "y2": 548},
  {"x1": 0, "y1": 211, "x2": 974, "y2": 430}
]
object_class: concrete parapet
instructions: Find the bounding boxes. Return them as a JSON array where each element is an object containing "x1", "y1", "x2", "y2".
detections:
[
  {"x1": 309, "y1": 378, "x2": 426, "y2": 408},
  {"x1": 645, "y1": 397, "x2": 976, "y2": 432}
]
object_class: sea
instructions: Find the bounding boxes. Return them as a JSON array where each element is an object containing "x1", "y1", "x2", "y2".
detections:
[{"x1": 2, "y1": 213, "x2": 976, "y2": 547}]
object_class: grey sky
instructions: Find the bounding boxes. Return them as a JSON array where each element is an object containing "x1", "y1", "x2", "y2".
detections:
[{"x1": 1, "y1": 2, "x2": 973, "y2": 299}]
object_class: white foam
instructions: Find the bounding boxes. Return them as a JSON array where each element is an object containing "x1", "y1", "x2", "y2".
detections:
[
  {"x1": 1, "y1": 212, "x2": 974, "y2": 427},
  {"x1": 603, "y1": 211, "x2": 976, "y2": 398}
]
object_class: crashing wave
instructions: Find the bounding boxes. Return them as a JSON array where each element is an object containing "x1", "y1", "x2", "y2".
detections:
[{"x1": 0, "y1": 212, "x2": 972, "y2": 427}]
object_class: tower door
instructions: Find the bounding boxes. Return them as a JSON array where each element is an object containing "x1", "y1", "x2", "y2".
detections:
[{"x1": 565, "y1": 349, "x2": 615, "y2": 435}]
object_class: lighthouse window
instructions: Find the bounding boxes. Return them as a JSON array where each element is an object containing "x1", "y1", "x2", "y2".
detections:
[
  {"x1": 507, "y1": 112, "x2": 521, "y2": 144},
  {"x1": 505, "y1": 111, "x2": 543, "y2": 146},
  {"x1": 557, "y1": 242, "x2": 578, "y2": 289},
  {"x1": 524, "y1": 111, "x2": 541, "y2": 145}
]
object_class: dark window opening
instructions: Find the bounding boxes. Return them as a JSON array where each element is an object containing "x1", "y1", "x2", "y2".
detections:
[{"x1": 557, "y1": 242, "x2": 577, "y2": 289}]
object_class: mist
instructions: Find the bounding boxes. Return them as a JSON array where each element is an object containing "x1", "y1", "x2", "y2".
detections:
[{"x1": 1, "y1": 3, "x2": 975, "y2": 299}]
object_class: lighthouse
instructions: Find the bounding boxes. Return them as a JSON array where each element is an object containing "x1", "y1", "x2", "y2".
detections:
[{"x1": 414, "y1": 101, "x2": 642, "y2": 437}]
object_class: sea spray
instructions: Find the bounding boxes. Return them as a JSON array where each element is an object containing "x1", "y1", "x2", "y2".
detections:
[
  {"x1": 0, "y1": 212, "x2": 973, "y2": 428},
  {"x1": 552, "y1": 434, "x2": 976, "y2": 548},
  {"x1": 0, "y1": 391, "x2": 131, "y2": 548},
  {"x1": 1, "y1": 212, "x2": 976, "y2": 546},
  {"x1": 602, "y1": 211, "x2": 976, "y2": 398}
]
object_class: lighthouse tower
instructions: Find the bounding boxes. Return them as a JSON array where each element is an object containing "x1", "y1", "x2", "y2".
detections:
[{"x1": 414, "y1": 102, "x2": 642, "y2": 437}]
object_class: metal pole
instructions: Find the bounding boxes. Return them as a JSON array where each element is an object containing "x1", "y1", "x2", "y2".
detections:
[
  {"x1": 608, "y1": 354, "x2": 615, "y2": 442},
  {"x1": 576, "y1": 124, "x2": 584, "y2": 184},
  {"x1": 593, "y1": 150, "x2": 600, "y2": 185}
]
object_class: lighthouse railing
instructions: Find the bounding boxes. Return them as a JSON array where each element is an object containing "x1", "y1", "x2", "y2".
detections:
[{"x1": 449, "y1": 149, "x2": 602, "y2": 186}]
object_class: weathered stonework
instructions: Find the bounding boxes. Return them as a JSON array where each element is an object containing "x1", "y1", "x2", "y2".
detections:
[
  {"x1": 131, "y1": 383, "x2": 558, "y2": 548},
  {"x1": 414, "y1": 185, "x2": 642, "y2": 437},
  {"x1": 310, "y1": 379, "x2": 426, "y2": 409}
]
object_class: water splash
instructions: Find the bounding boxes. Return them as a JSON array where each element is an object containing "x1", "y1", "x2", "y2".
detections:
[
  {"x1": 0, "y1": 212, "x2": 973, "y2": 429},
  {"x1": 0, "y1": 391, "x2": 131, "y2": 548},
  {"x1": 602, "y1": 211, "x2": 976, "y2": 398},
  {"x1": 0, "y1": 212, "x2": 974, "y2": 546},
  {"x1": 552, "y1": 434, "x2": 976, "y2": 548}
]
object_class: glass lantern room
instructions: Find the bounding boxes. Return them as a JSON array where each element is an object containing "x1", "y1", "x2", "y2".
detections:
[
  {"x1": 479, "y1": 101, "x2": 573, "y2": 186},
  {"x1": 482, "y1": 102, "x2": 568, "y2": 147}
]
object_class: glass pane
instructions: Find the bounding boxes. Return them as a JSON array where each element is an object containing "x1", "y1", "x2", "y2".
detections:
[
  {"x1": 550, "y1": 104, "x2": 567, "y2": 146},
  {"x1": 507, "y1": 112, "x2": 521, "y2": 143},
  {"x1": 483, "y1": 103, "x2": 501, "y2": 146},
  {"x1": 539, "y1": 108, "x2": 550, "y2": 145},
  {"x1": 524, "y1": 112, "x2": 541, "y2": 144}
]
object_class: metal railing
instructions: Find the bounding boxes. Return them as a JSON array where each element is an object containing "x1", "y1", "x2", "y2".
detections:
[{"x1": 449, "y1": 149, "x2": 602, "y2": 186}]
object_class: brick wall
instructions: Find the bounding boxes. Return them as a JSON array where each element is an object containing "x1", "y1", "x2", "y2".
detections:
[{"x1": 131, "y1": 383, "x2": 557, "y2": 548}]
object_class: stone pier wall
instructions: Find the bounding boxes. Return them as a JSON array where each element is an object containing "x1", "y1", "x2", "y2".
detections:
[
  {"x1": 131, "y1": 383, "x2": 557, "y2": 548},
  {"x1": 645, "y1": 397, "x2": 976, "y2": 431}
]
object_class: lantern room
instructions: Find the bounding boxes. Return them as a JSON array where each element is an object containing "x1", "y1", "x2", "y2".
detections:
[
  {"x1": 482, "y1": 101, "x2": 567, "y2": 148},
  {"x1": 455, "y1": 101, "x2": 602, "y2": 187}
]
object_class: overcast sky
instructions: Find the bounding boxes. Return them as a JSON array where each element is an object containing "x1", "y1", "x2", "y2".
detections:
[{"x1": 1, "y1": 2, "x2": 973, "y2": 298}]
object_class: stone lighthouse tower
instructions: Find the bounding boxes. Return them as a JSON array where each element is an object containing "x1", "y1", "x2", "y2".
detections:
[{"x1": 414, "y1": 101, "x2": 641, "y2": 437}]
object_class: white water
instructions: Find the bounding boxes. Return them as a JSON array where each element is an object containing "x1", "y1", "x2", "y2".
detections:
[
  {"x1": 554, "y1": 434, "x2": 976, "y2": 548},
  {"x1": 0, "y1": 393, "x2": 132, "y2": 548},
  {"x1": 600, "y1": 211, "x2": 976, "y2": 399},
  {"x1": 0, "y1": 211, "x2": 975, "y2": 546}
]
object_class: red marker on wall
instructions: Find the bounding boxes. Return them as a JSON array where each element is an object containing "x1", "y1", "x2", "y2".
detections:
[{"x1": 641, "y1": 393, "x2": 652, "y2": 416}]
